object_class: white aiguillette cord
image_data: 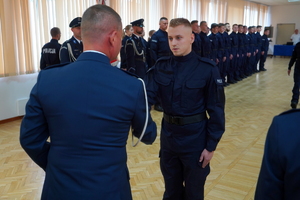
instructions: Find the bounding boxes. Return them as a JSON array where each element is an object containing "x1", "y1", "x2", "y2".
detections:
[{"x1": 132, "y1": 78, "x2": 149, "y2": 147}]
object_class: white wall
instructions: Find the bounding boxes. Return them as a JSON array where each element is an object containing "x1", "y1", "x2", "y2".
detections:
[
  {"x1": 0, "y1": 74, "x2": 38, "y2": 121},
  {"x1": 269, "y1": 4, "x2": 300, "y2": 53}
]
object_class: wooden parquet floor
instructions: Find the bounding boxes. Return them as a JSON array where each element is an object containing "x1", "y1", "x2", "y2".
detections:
[{"x1": 0, "y1": 57, "x2": 295, "y2": 200}]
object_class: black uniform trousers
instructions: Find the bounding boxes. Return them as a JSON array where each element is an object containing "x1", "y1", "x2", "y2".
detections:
[
  {"x1": 160, "y1": 121, "x2": 210, "y2": 200},
  {"x1": 259, "y1": 53, "x2": 267, "y2": 70},
  {"x1": 292, "y1": 67, "x2": 300, "y2": 103}
]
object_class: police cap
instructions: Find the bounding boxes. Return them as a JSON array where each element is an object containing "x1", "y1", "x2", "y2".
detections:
[
  {"x1": 131, "y1": 19, "x2": 144, "y2": 27},
  {"x1": 69, "y1": 17, "x2": 82, "y2": 28},
  {"x1": 211, "y1": 23, "x2": 218, "y2": 29}
]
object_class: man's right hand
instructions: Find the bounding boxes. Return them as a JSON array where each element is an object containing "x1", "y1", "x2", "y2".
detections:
[{"x1": 288, "y1": 70, "x2": 291, "y2": 76}]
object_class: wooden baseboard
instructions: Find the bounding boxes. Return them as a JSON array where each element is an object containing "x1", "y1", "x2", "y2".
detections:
[{"x1": 0, "y1": 116, "x2": 23, "y2": 124}]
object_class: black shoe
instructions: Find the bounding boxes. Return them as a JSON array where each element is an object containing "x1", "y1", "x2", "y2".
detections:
[
  {"x1": 260, "y1": 68, "x2": 267, "y2": 71},
  {"x1": 291, "y1": 102, "x2": 297, "y2": 109},
  {"x1": 154, "y1": 104, "x2": 163, "y2": 112}
]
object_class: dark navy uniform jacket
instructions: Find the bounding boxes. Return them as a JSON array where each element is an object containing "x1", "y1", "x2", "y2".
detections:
[
  {"x1": 120, "y1": 35, "x2": 130, "y2": 70},
  {"x1": 229, "y1": 32, "x2": 238, "y2": 55},
  {"x1": 59, "y1": 36, "x2": 83, "y2": 63},
  {"x1": 224, "y1": 32, "x2": 232, "y2": 56},
  {"x1": 146, "y1": 51, "x2": 225, "y2": 152},
  {"x1": 150, "y1": 29, "x2": 172, "y2": 62},
  {"x1": 20, "y1": 52, "x2": 157, "y2": 200},
  {"x1": 217, "y1": 33, "x2": 226, "y2": 58},
  {"x1": 237, "y1": 32, "x2": 245, "y2": 56},
  {"x1": 289, "y1": 42, "x2": 300, "y2": 70},
  {"x1": 125, "y1": 34, "x2": 147, "y2": 79},
  {"x1": 247, "y1": 33, "x2": 255, "y2": 54},
  {"x1": 192, "y1": 32, "x2": 202, "y2": 56},
  {"x1": 199, "y1": 31, "x2": 211, "y2": 59},
  {"x1": 40, "y1": 39, "x2": 61, "y2": 70},
  {"x1": 251, "y1": 33, "x2": 258, "y2": 52},
  {"x1": 208, "y1": 33, "x2": 219, "y2": 61},
  {"x1": 255, "y1": 109, "x2": 300, "y2": 200},
  {"x1": 261, "y1": 34, "x2": 269, "y2": 53},
  {"x1": 255, "y1": 32, "x2": 262, "y2": 51},
  {"x1": 242, "y1": 33, "x2": 250, "y2": 54}
]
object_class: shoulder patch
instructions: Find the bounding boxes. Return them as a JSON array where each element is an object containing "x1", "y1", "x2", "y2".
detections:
[
  {"x1": 44, "y1": 62, "x2": 70, "y2": 70},
  {"x1": 279, "y1": 108, "x2": 300, "y2": 116}
]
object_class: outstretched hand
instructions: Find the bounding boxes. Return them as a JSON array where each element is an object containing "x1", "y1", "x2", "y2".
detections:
[{"x1": 199, "y1": 149, "x2": 214, "y2": 168}]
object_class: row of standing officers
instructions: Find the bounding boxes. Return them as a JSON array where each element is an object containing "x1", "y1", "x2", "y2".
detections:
[
  {"x1": 40, "y1": 17, "x2": 270, "y2": 88},
  {"x1": 120, "y1": 19, "x2": 270, "y2": 86}
]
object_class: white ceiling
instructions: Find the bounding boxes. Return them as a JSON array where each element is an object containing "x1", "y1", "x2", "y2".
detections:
[{"x1": 247, "y1": 0, "x2": 300, "y2": 6}]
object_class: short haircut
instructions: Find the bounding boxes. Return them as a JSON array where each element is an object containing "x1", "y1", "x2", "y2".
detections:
[
  {"x1": 238, "y1": 24, "x2": 243, "y2": 28},
  {"x1": 232, "y1": 24, "x2": 238, "y2": 27},
  {"x1": 191, "y1": 20, "x2": 198, "y2": 25},
  {"x1": 243, "y1": 25, "x2": 247, "y2": 28},
  {"x1": 257, "y1": 25, "x2": 262, "y2": 28},
  {"x1": 200, "y1": 21, "x2": 207, "y2": 26},
  {"x1": 50, "y1": 27, "x2": 60, "y2": 37},
  {"x1": 81, "y1": 5, "x2": 122, "y2": 41},
  {"x1": 160, "y1": 17, "x2": 168, "y2": 21},
  {"x1": 218, "y1": 23, "x2": 225, "y2": 27},
  {"x1": 225, "y1": 23, "x2": 230, "y2": 26},
  {"x1": 264, "y1": 29, "x2": 270, "y2": 32},
  {"x1": 169, "y1": 18, "x2": 191, "y2": 28}
]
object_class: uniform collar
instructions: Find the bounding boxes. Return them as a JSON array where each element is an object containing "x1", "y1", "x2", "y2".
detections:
[{"x1": 73, "y1": 36, "x2": 81, "y2": 44}]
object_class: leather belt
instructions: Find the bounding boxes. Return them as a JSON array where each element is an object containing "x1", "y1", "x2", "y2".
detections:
[{"x1": 163, "y1": 113, "x2": 207, "y2": 126}]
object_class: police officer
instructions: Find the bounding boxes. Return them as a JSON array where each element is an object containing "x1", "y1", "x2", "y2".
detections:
[
  {"x1": 247, "y1": 26, "x2": 257, "y2": 75},
  {"x1": 40, "y1": 27, "x2": 61, "y2": 70},
  {"x1": 208, "y1": 23, "x2": 220, "y2": 66},
  {"x1": 59, "y1": 17, "x2": 83, "y2": 63},
  {"x1": 259, "y1": 29, "x2": 270, "y2": 71},
  {"x1": 228, "y1": 24, "x2": 240, "y2": 83},
  {"x1": 225, "y1": 23, "x2": 230, "y2": 33},
  {"x1": 243, "y1": 25, "x2": 251, "y2": 76},
  {"x1": 288, "y1": 42, "x2": 300, "y2": 109},
  {"x1": 146, "y1": 17, "x2": 225, "y2": 200},
  {"x1": 149, "y1": 17, "x2": 172, "y2": 112},
  {"x1": 150, "y1": 17, "x2": 172, "y2": 62},
  {"x1": 255, "y1": 26, "x2": 263, "y2": 69},
  {"x1": 217, "y1": 23, "x2": 228, "y2": 85},
  {"x1": 199, "y1": 21, "x2": 211, "y2": 59},
  {"x1": 237, "y1": 25, "x2": 246, "y2": 78},
  {"x1": 191, "y1": 20, "x2": 202, "y2": 56},
  {"x1": 125, "y1": 19, "x2": 147, "y2": 79},
  {"x1": 120, "y1": 25, "x2": 133, "y2": 70}
]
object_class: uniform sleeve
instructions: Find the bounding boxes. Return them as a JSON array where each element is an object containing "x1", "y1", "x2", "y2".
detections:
[
  {"x1": 125, "y1": 40, "x2": 136, "y2": 73},
  {"x1": 205, "y1": 66, "x2": 225, "y2": 151},
  {"x1": 150, "y1": 34, "x2": 158, "y2": 62},
  {"x1": 59, "y1": 42, "x2": 70, "y2": 63},
  {"x1": 288, "y1": 44, "x2": 298, "y2": 70},
  {"x1": 40, "y1": 50, "x2": 46, "y2": 70},
  {"x1": 254, "y1": 116, "x2": 284, "y2": 200},
  {"x1": 131, "y1": 80, "x2": 157, "y2": 144},
  {"x1": 145, "y1": 66, "x2": 159, "y2": 108},
  {"x1": 19, "y1": 74, "x2": 50, "y2": 171},
  {"x1": 261, "y1": 37, "x2": 266, "y2": 52}
]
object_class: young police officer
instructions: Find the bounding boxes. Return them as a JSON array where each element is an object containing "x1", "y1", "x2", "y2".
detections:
[{"x1": 146, "y1": 18, "x2": 225, "y2": 200}]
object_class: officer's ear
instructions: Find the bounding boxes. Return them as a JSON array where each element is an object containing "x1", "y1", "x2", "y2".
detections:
[
  {"x1": 190, "y1": 33, "x2": 195, "y2": 44},
  {"x1": 109, "y1": 30, "x2": 119, "y2": 47}
]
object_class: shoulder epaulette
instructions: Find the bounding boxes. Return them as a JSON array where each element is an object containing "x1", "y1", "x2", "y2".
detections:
[
  {"x1": 44, "y1": 62, "x2": 70, "y2": 70},
  {"x1": 279, "y1": 108, "x2": 300, "y2": 116},
  {"x1": 120, "y1": 68, "x2": 140, "y2": 78},
  {"x1": 197, "y1": 56, "x2": 216, "y2": 66}
]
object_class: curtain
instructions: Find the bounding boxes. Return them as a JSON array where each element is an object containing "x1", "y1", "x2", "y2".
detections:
[
  {"x1": 0, "y1": 0, "x2": 96, "y2": 77},
  {"x1": 243, "y1": 1, "x2": 270, "y2": 28}
]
